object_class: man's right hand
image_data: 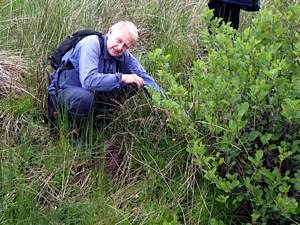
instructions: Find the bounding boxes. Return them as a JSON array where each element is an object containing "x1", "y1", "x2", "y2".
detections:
[{"x1": 121, "y1": 74, "x2": 145, "y2": 89}]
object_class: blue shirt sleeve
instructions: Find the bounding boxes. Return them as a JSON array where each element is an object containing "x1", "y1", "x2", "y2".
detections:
[
  {"x1": 65, "y1": 35, "x2": 160, "y2": 93},
  {"x1": 121, "y1": 52, "x2": 161, "y2": 92},
  {"x1": 76, "y1": 35, "x2": 122, "y2": 91}
]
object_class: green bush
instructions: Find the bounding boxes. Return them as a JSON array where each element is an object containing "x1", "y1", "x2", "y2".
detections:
[{"x1": 153, "y1": 1, "x2": 300, "y2": 224}]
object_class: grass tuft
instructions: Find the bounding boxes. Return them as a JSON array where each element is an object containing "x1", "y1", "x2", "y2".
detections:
[{"x1": 0, "y1": 50, "x2": 28, "y2": 97}]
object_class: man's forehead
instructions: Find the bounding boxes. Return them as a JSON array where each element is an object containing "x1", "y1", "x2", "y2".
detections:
[
  {"x1": 112, "y1": 28, "x2": 131, "y2": 36},
  {"x1": 113, "y1": 30, "x2": 136, "y2": 44}
]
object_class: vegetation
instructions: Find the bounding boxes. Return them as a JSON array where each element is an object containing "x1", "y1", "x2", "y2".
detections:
[{"x1": 0, "y1": 0, "x2": 299, "y2": 224}]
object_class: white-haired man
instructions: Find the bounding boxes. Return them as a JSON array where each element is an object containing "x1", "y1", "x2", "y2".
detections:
[{"x1": 48, "y1": 21, "x2": 160, "y2": 127}]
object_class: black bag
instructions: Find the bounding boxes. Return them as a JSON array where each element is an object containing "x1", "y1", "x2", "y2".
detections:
[
  {"x1": 240, "y1": 0, "x2": 260, "y2": 12},
  {"x1": 208, "y1": 0, "x2": 260, "y2": 12},
  {"x1": 49, "y1": 29, "x2": 102, "y2": 70}
]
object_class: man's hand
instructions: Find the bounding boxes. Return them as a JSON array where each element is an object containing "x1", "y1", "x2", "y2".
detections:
[{"x1": 121, "y1": 74, "x2": 144, "y2": 89}]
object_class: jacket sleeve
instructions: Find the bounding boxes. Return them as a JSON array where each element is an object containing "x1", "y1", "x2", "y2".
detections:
[
  {"x1": 121, "y1": 52, "x2": 161, "y2": 92},
  {"x1": 76, "y1": 36, "x2": 123, "y2": 91}
]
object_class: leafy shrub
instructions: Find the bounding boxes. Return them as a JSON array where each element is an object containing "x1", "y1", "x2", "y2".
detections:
[{"x1": 152, "y1": 1, "x2": 300, "y2": 224}]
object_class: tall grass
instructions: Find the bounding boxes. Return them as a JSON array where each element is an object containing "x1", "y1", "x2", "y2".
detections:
[{"x1": 1, "y1": 94, "x2": 215, "y2": 224}]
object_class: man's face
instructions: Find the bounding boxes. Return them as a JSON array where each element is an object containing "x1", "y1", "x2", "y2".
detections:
[{"x1": 106, "y1": 28, "x2": 136, "y2": 57}]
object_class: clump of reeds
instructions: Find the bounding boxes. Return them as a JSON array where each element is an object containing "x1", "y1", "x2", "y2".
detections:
[{"x1": 0, "y1": 51, "x2": 28, "y2": 97}]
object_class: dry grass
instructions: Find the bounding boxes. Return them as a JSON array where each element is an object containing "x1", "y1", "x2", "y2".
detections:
[{"x1": 0, "y1": 50, "x2": 28, "y2": 97}]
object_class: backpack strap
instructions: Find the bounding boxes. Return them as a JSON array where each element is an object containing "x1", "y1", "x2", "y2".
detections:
[{"x1": 49, "y1": 29, "x2": 102, "y2": 70}]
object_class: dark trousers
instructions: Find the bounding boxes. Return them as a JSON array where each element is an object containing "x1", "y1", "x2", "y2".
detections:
[
  {"x1": 48, "y1": 85, "x2": 137, "y2": 129},
  {"x1": 208, "y1": 0, "x2": 241, "y2": 30}
]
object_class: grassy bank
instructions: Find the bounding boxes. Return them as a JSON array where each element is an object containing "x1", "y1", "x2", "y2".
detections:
[{"x1": 1, "y1": 0, "x2": 298, "y2": 224}]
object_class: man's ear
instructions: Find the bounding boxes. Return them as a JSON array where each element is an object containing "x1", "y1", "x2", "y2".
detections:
[{"x1": 107, "y1": 28, "x2": 113, "y2": 36}]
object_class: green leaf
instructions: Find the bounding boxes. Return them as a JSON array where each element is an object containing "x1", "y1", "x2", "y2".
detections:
[
  {"x1": 260, "y1": 133, "x2": 272, "y2": 145},
  {"x1": 275, "y1": 194, "x2": 298, "y2": 216},
  {"x1": 255, "y1": 150, "x2": 264, "y2": 161},
  {"x1": 210, "y1": 218, "x2": 225, "y2": 225},
  {"x1": 279, "y1": 183, "x2": 290, "y2": 193},
  {"x1": 229, "y1": 120, "x2": 238, "y2": 132},
  {"x1": 216, "y1": 194, "x2": 229, "y2": 203},
  {"x1": 251, "y1": 210, "x2": 261, "y2": 223},
  {"x1": 237, "y1": 102, "x2": 249, "y2": 119},
  {"x1": 248, "y1": 130, "x2": 262, "y2": 142}
]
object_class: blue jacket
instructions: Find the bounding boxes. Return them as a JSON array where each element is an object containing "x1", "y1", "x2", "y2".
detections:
[{"x1": 48, "y1": 34, "x2": 160, "y2": 95}]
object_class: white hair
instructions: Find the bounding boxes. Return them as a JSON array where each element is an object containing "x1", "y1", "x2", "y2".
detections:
[{"x1": 110, "y1": 21, "x2": 138, "y2": 42}]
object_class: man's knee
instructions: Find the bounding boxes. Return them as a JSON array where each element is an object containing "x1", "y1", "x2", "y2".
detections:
[{"x1": 63, "y1": 88, "x2": 94, "y2": 116}]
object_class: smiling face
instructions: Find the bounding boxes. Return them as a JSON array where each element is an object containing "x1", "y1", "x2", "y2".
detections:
[{"x1": 106, "y1": 27, "x2": 137, "y2": 57}]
